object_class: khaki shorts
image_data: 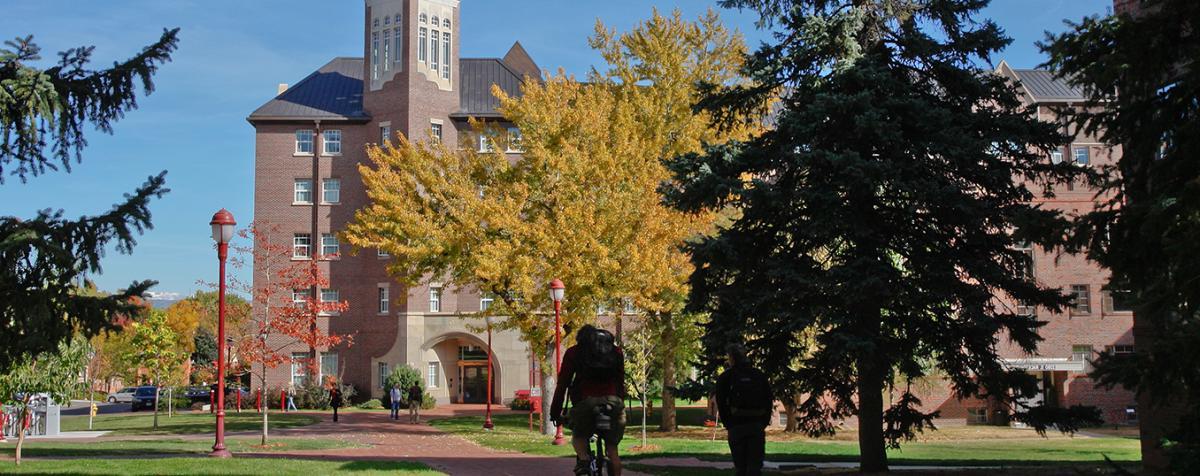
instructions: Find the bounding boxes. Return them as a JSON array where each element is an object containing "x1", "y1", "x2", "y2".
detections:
[{"x1": 569, "y1": 396, "x2": 625, "y2": 446}]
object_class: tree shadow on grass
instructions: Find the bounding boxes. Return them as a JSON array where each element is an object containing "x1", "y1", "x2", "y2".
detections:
[{"x1": 335, "y1": 460, "x2": 435, "y2": 472}]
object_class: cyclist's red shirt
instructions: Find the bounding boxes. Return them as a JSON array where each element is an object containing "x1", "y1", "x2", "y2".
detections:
[{"x1": 549, "y1": 345, "x2": 625, "y2": 418}]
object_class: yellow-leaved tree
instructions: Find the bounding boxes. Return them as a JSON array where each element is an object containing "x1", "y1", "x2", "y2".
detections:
[{"x1": 344, "y1": 8, "x2": 761, "y2": 435}]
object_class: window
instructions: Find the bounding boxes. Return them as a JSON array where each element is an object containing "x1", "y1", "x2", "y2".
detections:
[
  {"x1": 443, "y1": 18, "x2": 451, "y2": 28},
  {"x1": 321, "y1": 288, "x2": 339, "y2": 303},
  {"x1": 323, "y1": 130, "x2": 342, "y2": 155},
  {"x1": 373, "y1": 17, "x2": 380, "y2": 28},
  {"x1": 967, "y1": 407, "x2": 988, "y2": 424},
  {"x1": 1103, "y1": 290, "x2": 1135, "y2": 312},
  {"x1": 418, "y1": 27, "x2": 427, "y2": 64},
  {"x1": 394, "y1": 14, "x2": 401, "y2": 25},
  {"x1": 380, "y1": 124, "x2": 391, "y2": 144},
  {"x1": 427, "y1": 362, "x2": 439, "y2": 387},
  {"x1": 480, "y1": 294, "x2": 494, "y2": 311},
  {"x1": 322, "y1": 178, "x2": 340, "y2": 204},
  {"x1": 1070, "y1": 284, "x2": 1091, "y2": 314},
  {"x1": 430, "y1": 122, "x2": 443, "y2": 144},
  {"x1": 378, "y1": 248, "x2": 390, "y2": 258},
  {"x1": 296, "y1": 130, "x2": 314, "y2": 154},
  {"x1": 372, "y1": 32, "x2": 380, "y2": 80},
  {"x1": 1126, "y1": 405, "x2": 1138, "y2": 423},
  {"x1": 478, "y1": 134, "x2": 495, "y2": 153},
  {"x1": 429, "y1": 287, "x2": 442, "y2": 312},
  {"x1": 419, "y1": 13, "x2": 427, "y2": 23},
  {"x1": 506, "y1": 127, "x2": 522, "y2": 152},
  {"x1": 291, "y1": 353, "x2": 309, "y2": 386},
  {"x1": 378, "y1": 362, "x2": 389, "y2": 388},
  {"x1": 321, "y1": 233, "x2": 339, "y2": 257},
  {"x1": 623, "y1": 299, "x2": 637, "y2": 315},
  {"x1": 292, "y1": 289, "x2": 310, "y2": 306},
  {"x1": 432, "y1": 15, "x2": 439, "y2": 25},
  {"x1": 430, "y1": 28, "x2": 440, "y2": 73},
  {"x1": 293, "y1": 234, "x2": 311, "y2": 258},
  {"x1": 1112, "y1": 345, "x2": 1135, "y2": 355},
  {"x1": 294, "y1": 179, "x2": 313, "y2": 204},
  {"x1": 379, "y1": 286, "x2": 390, "y2": 314},
  {"x1": 383, "y1": 15, "x2": 390, "y2": 26},
  {"x1": 394, "y1": 20, "x2": 403, "y2": 66},
  {"x1": 1014, "y1": 242, "x2": 1034, "y2": 279},
  {"x1": 442, "y1": 32, "x2": 451, "y2": 80},
  {"x1": 1050, "y1": 150, "x2": 1063, "y2": 164},
  {"x1": 1072, "y1": 345, "x2": 1093, "y2": 362},
  {"x1": 320, "y1": 352, "x2": 338, "y2": 380},
  {"x1": 1072, "y1": 146, "x2": 1090, "y2": 165},
  {"x1": 383, "y1": 29, "x2": 390, "y2": 72}
]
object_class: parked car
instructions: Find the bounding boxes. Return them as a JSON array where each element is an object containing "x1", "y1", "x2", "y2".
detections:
[
  {"x1": 183, "y1": 385, "x2": 211, "y2": 403},
  {"x1": 107, "y1": 387, "x2": 136, "y2": 404},
  {"x1": 130, "y1": 386, "x2": 160, "y2": 411}
]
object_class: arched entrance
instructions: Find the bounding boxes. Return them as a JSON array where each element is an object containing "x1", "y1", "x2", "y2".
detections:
[{"x1": 420, "y1": 332, "x2": 502, "y2": 404}]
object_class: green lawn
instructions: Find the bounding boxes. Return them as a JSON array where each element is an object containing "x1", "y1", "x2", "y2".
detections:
[
  {"x1": 1, "y1": 436, "x2": 357, "y2": 458},
  {"x1": 61, "y1": 412, "x2": 319, "y2": 435},
  {"x1": 3, "y1": 458, "x2": 442, "y2": 475},
  {"x1": 431, "y1": 413, "x2": 1140, "y2": 468}
]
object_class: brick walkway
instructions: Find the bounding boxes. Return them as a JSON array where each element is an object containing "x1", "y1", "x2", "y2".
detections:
[{"x1": 245, "y1": 406, "x2": 652, "y2": 476}]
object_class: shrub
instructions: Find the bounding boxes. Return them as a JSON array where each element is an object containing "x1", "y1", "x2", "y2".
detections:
[
  {"x1": 296, "y1": 381, "x2": 331, "y2": 410},
  {"x1": 509, "y1": 398, "x2": 532, "y2": 411},
  {"x1": 384, "y1": 365, "x2": 423, "y2": 393},
  {"x1": 357, "y1": 398, "x2": 384, "y2": 410},
  {"x1": 421, "y1": 392, "x2": 436, "y2": 410},
  {"x1": 156, "y1": 395, "x2": 191, "y2": 411}
]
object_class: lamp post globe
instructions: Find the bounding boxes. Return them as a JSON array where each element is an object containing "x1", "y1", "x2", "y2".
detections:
[
  {"x1": 209, "y1": 209, "x2": 235, "y2": 458},
  {"x1": 549, "y1": 279, "x2": 565, "y2": 445},
  {"x1": 484, "y1": 315, "x2": 496, "y2": 430}
]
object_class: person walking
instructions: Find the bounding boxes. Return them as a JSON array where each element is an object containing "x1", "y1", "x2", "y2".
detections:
[
  {"x1": 286, "y1": 384, "x2": 298, "y2": 412},
  {"x1": 389, "y1": 384, "x2": 402, "y2": 420},
  {"x1": 407, "y1": 382, "x2": 423, "y2": 423},
  {"x1": 715, "y1": 343, "x2": 773, "y2": 476},
  {"x1": 330, "y1": 385, "x2": 342, "y2": 423}
]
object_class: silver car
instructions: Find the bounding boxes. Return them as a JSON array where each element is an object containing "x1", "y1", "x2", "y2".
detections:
[{"x1": 107, "y1": 387, "x2": 136, "y2": 403}]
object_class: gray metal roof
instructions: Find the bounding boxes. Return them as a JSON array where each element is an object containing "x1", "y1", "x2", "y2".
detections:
[
  {"x1": 248, "y1": 57, "x2": 369, "y2": 122},
  {"x1": 1011, "y1": 69, "x2": 1084, "y2": 102},
  {"x1": 454, "y1": 58, "x2": 528, "y2": 118}
]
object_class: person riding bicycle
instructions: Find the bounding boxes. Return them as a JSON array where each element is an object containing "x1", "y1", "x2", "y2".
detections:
[{"x1": 549, "y1": 324, "x2": 626, "y2": 476}]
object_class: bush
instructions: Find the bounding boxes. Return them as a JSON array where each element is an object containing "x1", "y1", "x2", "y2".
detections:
[
  {"x1": 156, "y1": 395, "x2": 191, "y2": 411},
  {"x1": 509, "y1": 398, "x2": 532, "y2": 411},
  {"x1": 296, "y1": 381, "x2": 331, "y2": 410},
  {"x1": 384, "y1": 365, "x2": 423, "y2": 393},
  {"x1": 357, "y1": 398, "x2": 384, "y2": 410}
]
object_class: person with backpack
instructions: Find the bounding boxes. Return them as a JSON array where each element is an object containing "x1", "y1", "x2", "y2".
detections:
[
  {"x1": 329, "y1": 385, "x2": 343, "y2": 422},
  {"x1": 407, "y1": 382, "x2": 423, "y2": 423},
  {"x1": 716, "y1": 343, "x2": 773, "y2": 476},
  {"x1": 549, "y1": 324, "x2": 626, "y2": 476},
  {"x1": 389, "y1": 384, "x2": 402, "y2": 420}
]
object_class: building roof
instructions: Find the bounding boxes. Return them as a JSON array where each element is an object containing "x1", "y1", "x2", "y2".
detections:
[
  {"x1": 996, "y1": 61, "x2": 1084, "y2": 103},
  {"x1": 248, "y1": 57, "x2": 370, "y2": 123},
  {"x1": 454, "y1": 58, "x2": 528, "y2": 118}
]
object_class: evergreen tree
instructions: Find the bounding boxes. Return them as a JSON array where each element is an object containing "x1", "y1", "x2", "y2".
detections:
[
  {"x1": 0, "y1": 30, "x2": 178, "y2": 371},
  {"x1": 667, "y1": 1, "x2": 1095, "y2": 471},
  {"x1": 1041, "y1": 1, "x2": 1200, "y2": 472}
]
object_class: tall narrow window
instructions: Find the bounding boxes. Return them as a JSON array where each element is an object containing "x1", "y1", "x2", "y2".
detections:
[
  {"x1": 320, "y1": 352, "x2": 338, "y2": 379},
  {"x1": 442, "y1": 32, "x2": 451, "y2": 80},
  {"x1": 321, "y1": 234, "x2": 339, "y2": 257},
  {"x1": 419, "y1": 27, "x2": 427, "y2": 64},
  {"x1": 291, "y1": 353, "x2": 308, "y2": 386},
  {"x1": 293, "y1": 234, "x2": 311, "y2": 258},
  {"x1": 383, "y1": 29, "x2": 390, "y2": 71},
  {"x1": 1050, "y1": 150, "x2": 1064, "y2": 164},
  {"x1": 394, "y1": 19, "x2": 403, "y2": 67},
  {"x1": 429, "y1": 287, "x2": 442, "y2": 312},
  {"x1": 479, "y1": 134, "x2": 494, "y2": 153},
  {"x1": 506, "y1": 127, "x2": 523, "y2": 152},
  {"x1": 380, "y1": 124, "x2": 391, "y2": 144},
  {"x1": 430, "y1": 122, "x2": 442, "y2": 144},
  {"x1": 323, "y1": 130, "x2": 341, "y2": 155},
  {"x1": 430, "y1": 28, "x2": 440, "y2": 73},
  {"x1": 322, "y1": 178, "x2": 340, "y2": 204},
  {"x1": 294, "y1": 179, "x2": 313, "y2": 204},
  {"x1": 378, "y1": 362, "x2": 389, "y2": 389},
  {"x1": 379, "y1": 286, "x2": 390, "y2": 314},
  {"x1": 295, "y1": 130, "x2": 314, "y2": 154},
  {"x1": 372, "y1": 32, "x2": 380, "y2": 80},
  {"x1": 427, "y1": 362, "x2": 439, "y2": 387},
  {"x1": 1070, "y1": 284, "x2": 1091, "y2": 314}
]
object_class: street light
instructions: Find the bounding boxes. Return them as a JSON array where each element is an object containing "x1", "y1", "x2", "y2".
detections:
[
  {"x1": 209, "y1": 209, "x2": 235, "y2": 459},
  {"x1": 549, "y1": 279, "x2": 565, "y2": 446},
  {"x1": 483, "y1": 315, "x2": 496, "y2": 430}
]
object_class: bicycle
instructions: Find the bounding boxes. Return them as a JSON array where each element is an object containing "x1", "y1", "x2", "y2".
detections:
[{"x1": 583, "y1": 402, "x2": 616, "y2": 476}]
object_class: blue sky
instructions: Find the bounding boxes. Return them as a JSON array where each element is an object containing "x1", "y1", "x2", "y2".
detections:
[{"x1": 0, "y1": 0, "x2": 1110, "y2": 297}]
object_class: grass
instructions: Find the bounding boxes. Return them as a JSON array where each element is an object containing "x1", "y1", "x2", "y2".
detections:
[
  {"x1": 2, "y1": 458, "x2": 443, "y2": 475},
  {"x1": 430, "y1": 412, "x2": 1141, "y2": 468},
  {"x1": 61, "y1": 412, "x2": 319, "y2": 436},
  {"x1": 0, "y1": 436, "x2": 358, "y2": 458}
]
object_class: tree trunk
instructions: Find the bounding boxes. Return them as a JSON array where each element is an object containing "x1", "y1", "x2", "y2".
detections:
[
  {"x1": 541, "y1": 353, "x2": 555, "y2": 436},
  {"x1": 640, "y1": 390, "x2": 648, "y2": 448},
  {"x1": 14, "y1": 394, "x2": 31, "y2": 465},
  {"x1": 153, "y1": 378, "x2": 160, "y2": 430},
  {"x1": 783, "y1": 395, "x2": 799, "y2": 432},
  {"x1": 261, "y1": 364, "x2": 269, "y2": 445},
  {"x1": 857, "y1": 354, "x2": 888, "y2": 473},
  {"x1": 658, "y1": 313, "x2": 676, "y2": 432}
]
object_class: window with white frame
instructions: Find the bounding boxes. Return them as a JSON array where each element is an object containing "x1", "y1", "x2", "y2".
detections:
[
  {"x1": 323, "y1": 130, "x2": 342, "y2": 155},
  {"x1": 383, "y1": 15, "x2": 389, "y2": 26},
  {"x1": 380, "y1": 124, "x2": 391, "y2": 144},
  {"x1": 442, "y1": 18, "x2": 450, "y2": 28},
  {"x1": 1070, "y1": 284, "x2": 1091, "y2": 314},
  {"x1": 442, "y1": 31, "x2": 451, "y2": 80},
  {"x1": 480, "y1": 294, "x2": 494, "y2": 311},
  {"x1": 1072, "y1": 146, "x2": 1090, "y2": 165},
  {"x1": 321, "y1": 233, "x2": 339, "y2": 257},
  {"x1": 379, "y1": 286, "x2": 390, "y2": 314},
  {"x1": 320, "y1": 352, "x2": 338, "y2": 380},
  {"x1": 431, "y1": 121, "x2": 443, "y2": 144},
  {"x1": 383, "y1": 29, "x2": 390, "y2": 71},
  {"x1": 321, "y1": 288, "x2": 339, "y2": 303},
  {"x1": 372, "y1": 32, "x2": 380, "y2": 80},
  {"x1": 1072, "y1": 344, "x2": 1093, "y2": 362},
  {"x1": 296, "y1": 130, "x2": 314, "y2": 154},
  {"x1": 418, "y1": 26, "x2": 427, "y2": 64},
  {"x1": 427, "y1": 362, "x2": 439, "y2": 387},
  {"x1": 322, "y1": 178, "x2": 340, "y2": 204},
  {"x1": 293, "y1": 234, "x2": 311, "y2": 258},
  {"x1": 291, "y1": 352, "x2": 309, "y2": 386},
  {"x1": 378, "y1": 362, "x2": 389, "y2": 388},
  {"x1": 292, "y1": 289, "x2": 310, "y2": 306},
  {"x1": 478, "y1": 134, "x2": 494, "y2": 153},
  {"x1": 294, "y1": 179, "x2": 313, "y2": 204},
  {"x1": 429, "y1": 287, "x2": 442, "y2": 312},
  {"x1": 430, "y1": 27, "x2": 440, "y2": 74},
  {"x1": 378, "y1": 248, "x2": 390, "y2": 258},
  {"x1": 506, "y1": 127, "x2": 522, "y2": 152},
  {"x1": 1050, "y1": 150, "x2": 1063, "y2": 164},
  {"x1": 1112, "y1": 344, "x2": 1135, "y2": 355},
  {"x1": 394, "y1": 16, "x2": 403, "y2": 66},
  {"x1": 623, "y1": 299, "x2": 636, "y2": 315}
]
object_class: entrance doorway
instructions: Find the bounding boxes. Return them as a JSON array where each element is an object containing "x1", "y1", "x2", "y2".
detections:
[{"x1": 459, "y1": 363, "x2": 491, "y2": 404}]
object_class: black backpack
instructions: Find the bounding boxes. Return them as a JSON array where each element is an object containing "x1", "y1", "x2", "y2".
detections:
[
  {"x1": 578, "y1": 328, "x2": 621, "y2": 379},
  {"x1": 728, "y1": 368, "x2": 771, "y2": 417}
]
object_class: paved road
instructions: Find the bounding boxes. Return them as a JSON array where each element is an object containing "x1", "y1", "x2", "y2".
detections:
[{"x1": 61, "y1": 400, "x2": 131, "y2": 416}]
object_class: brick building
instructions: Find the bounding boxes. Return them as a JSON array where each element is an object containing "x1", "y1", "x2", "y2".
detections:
[{"x1": 247, "y1": 0, "x2": 537, "y2": 404}]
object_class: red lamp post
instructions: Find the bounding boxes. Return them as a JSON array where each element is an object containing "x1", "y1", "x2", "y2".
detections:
[
  {"x1": 483, "y1": 315, "x2": 496, "y2": 430},
  {"x1": 549, "y1": 279, "x2": 566, "y2": 446},
  {"x1": 209, "y1": 209, "x2": 236, "y2": 458}
]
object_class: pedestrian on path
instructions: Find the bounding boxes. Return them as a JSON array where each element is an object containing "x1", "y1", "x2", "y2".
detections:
[
  {"x1": 407, "y1": 382, "x2": 423, "y2": 423},
  {"x1": 390, "y1": 384, "x2": 402, "y2": 420},
  {"x1": 330, "y1": 385, "x2": 343, "y2": 422},
  {"x1": 716, "y1": 343, "x2": 773, "y2": 476},
  {"x1": 286, "y1": 384, "x2": 298, "y2": 412}
]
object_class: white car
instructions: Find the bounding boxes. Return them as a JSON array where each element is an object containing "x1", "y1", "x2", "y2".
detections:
[{"x1": 107, "y1": 387, "x2": 136, "y2": 403}]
